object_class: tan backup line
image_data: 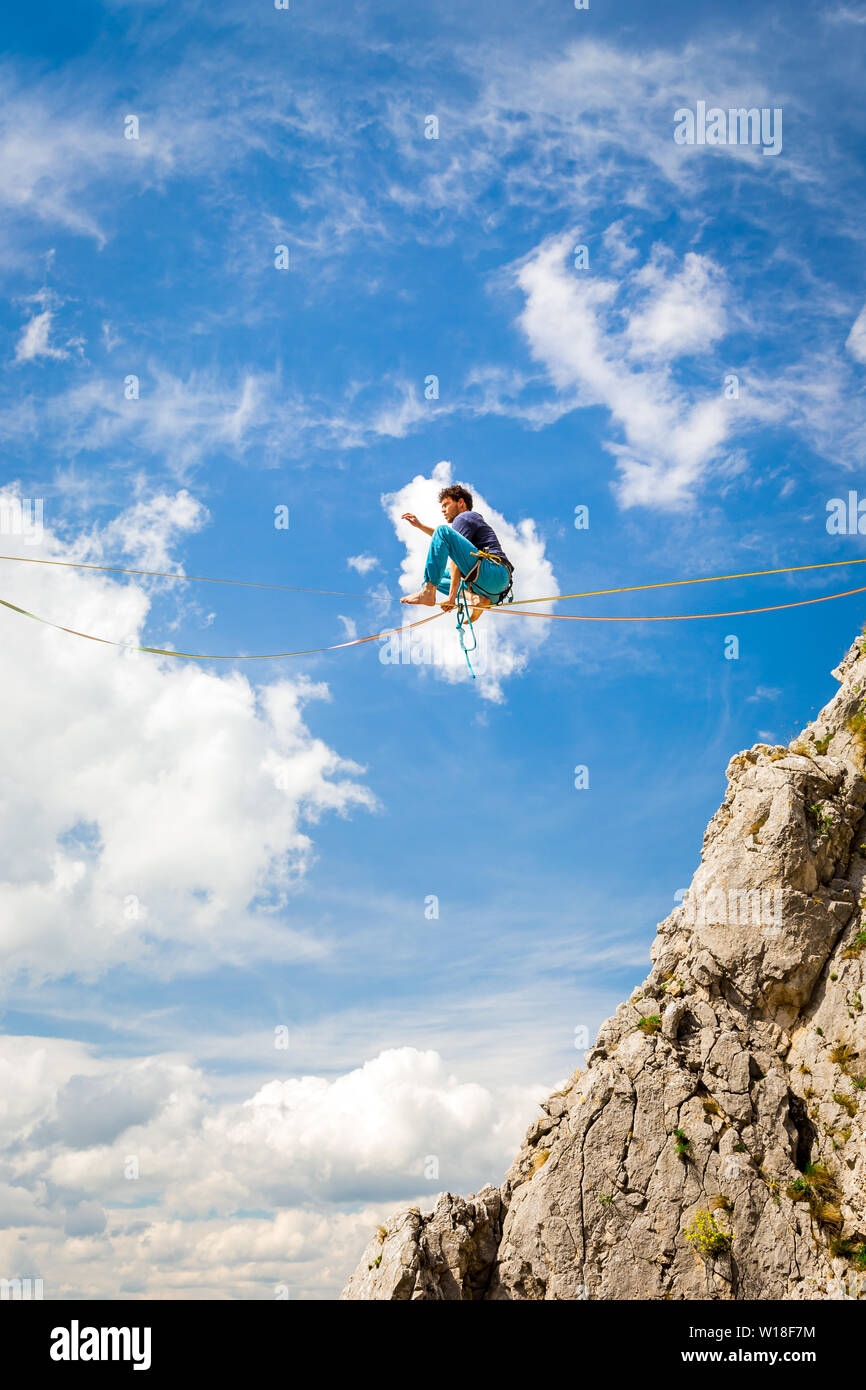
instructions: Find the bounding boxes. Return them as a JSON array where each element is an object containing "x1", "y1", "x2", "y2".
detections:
[{"x1": 0, "y1": 554, "x2": 865, "y2": 659}]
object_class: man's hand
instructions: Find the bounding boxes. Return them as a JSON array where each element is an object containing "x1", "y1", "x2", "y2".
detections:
[
  {"x1": 402, "y1": 512, "x2": 435, "y2": 537},
  {"x1": 440, "y1": 598, "x2": 455, "y2": 612}
]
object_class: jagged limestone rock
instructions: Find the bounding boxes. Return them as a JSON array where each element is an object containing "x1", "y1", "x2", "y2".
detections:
[
  {"x1": 342, "y1": 632, "x2": 866, "y2": 1300},
  {"x1": 342, "y1": 1190, "x2": 503, "y2": 1300}
]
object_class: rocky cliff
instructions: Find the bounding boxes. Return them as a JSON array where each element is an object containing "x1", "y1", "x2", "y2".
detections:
[{"x1": 342, "y1": 632, "x2": 866, "y2": 1300}]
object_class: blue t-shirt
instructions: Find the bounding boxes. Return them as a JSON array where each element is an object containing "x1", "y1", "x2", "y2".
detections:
[{"x1": 452, "y1": 510, "x2": 509, "y2": 563}]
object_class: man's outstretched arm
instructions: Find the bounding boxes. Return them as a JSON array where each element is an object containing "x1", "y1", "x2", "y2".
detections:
[{"x1": 402, "y1": 512, "x2": 435, "y2": 537}]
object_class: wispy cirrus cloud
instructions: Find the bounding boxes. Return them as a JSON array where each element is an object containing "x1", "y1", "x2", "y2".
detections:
[{"x1": 822, "y1": 4, "x2": 866, "y2": 23}]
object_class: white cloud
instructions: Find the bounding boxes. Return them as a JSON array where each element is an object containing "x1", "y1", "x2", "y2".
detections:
[
  {"x1": 846, "y1": 302, "x2": 866, "y2": 365},
  {"x1": 0, "y1": 94, "x2": 120, "y2": 241},
  {"x1": 0, "y1": 486, "x2": 376, "y2": 982},
  {"x1": 513, "y1": 232, "x2": 748, "y2": 508},
  {"x1": 0, "y1": 64, "x2": 302, "y2": 245},
  {"x1": 88, "y1": 488, "x2": 209, "y2": 573},
  {"x1": 0, "y1": 1036, "x2": 546, "y2": 1298},
  {"x1": 381, "y1": 461, "x2": 559, "y2": 702},
  {"x1": 382, "y1": 36, "x2": 802, "y2": 231},
  {"x1": 0, "y1": 352, "x2": 578, "y2": 514},
  {"x1": 602, "y1": 219, "x2": 639, "y2": 270},
  {"x1": 14, "y1": 308, "x2": 67, "y2": 363},
  {"x1": 13, "y1": 290, "x2": 80, "y2": 364},
  {"x1": 746, "y1": 685, "x2": 782, "y2": 703},
  {"x1": 5, "y1": 294, "x2": 848, "y2": 502},
  {"x1": 0, "y1": 366, "x2": 303, "y2": 476},
  {"x1": 822, "y1": 4, "x2": 866, "y2": 22},
  {"x1": 0, "y1": 59, "x2": 384, "y2": 267},
  {"x1": 755, "y1": 350, "x2": 866, "y2": 469},
  {"x1": 461, "y1": 364, "x2": 581, "y2": 428},
  {"x1": 347, "y1": 553, "x2": 379, "y2": 575},
  {"x1": 0, "y1": 365, "x2": 433, "y2": 475},
  {"x1": 625, "y1": 250, "x2": 728, "y2": 361},
  {"x1": 101, "y1": 321, "x2": 121, "y2": 352},
  {"x1": 368, "y1": 380, "x2": 433, "y2": 438}
]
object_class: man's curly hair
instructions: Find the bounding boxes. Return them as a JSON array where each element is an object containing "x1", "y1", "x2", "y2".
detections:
[{"x1": 438, "y1": 483, "x2": 473, "y2": 510}]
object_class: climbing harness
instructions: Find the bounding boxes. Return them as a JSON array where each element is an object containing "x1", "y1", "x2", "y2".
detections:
[
  {"x1": 464, "y1": 548, "x2": 515, "y2": 607},
  {"x1": 452, "y1": 548, "x2": 515, "y2": 678}
]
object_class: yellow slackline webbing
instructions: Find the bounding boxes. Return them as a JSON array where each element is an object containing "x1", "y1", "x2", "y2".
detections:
[
  {"x1": 1, "y1": 551, "x2": 865, "y2": 659},
  {"x1": 5, "y1": 551, "x2": 866, "y2": 607},
  {"x1": 505, "y1": 555, "x2": 866, "y2": 607},
  {"x1": 0, "y1": 595, "x2": 443, "y2": 661},
  {"x1": 487, "y1": 583, "x2": 866, "y2": 623}
]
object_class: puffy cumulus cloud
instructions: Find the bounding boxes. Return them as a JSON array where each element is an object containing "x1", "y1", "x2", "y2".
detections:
[
  {"x1": 381, "y1": 462, "x2": 559, "y2": 702},
  {"x1": 0, "y1": 1036, "x2": 104, "y2": 1134},
  {"x1": 514, "y1": 232, "x2": 755, "y2": 509},
  {"x1": 33, "y1": 1063, "x2": 183, "y2": 1150},
  {"x1": 203, "y1": 1048, "x2": 527, "y2": 1204},
  {"x1": 0, "y1": 487, "x2": 375, "y2": 982},
  {"x1": 0, "y1": 1037, "x2": 546, "y2": 1299},
  {"x1": 38, "y1": 1048, "x2": 537, "y2": 1215}
]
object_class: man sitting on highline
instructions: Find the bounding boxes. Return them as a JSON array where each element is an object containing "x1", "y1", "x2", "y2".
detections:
[{"x1": 400, "y1": 483, "x2": 513, "y2": 621}]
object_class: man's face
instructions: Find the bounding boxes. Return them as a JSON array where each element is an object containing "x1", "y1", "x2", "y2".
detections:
[{"x1": 440, "y1": 496, "x2": 463, "y2": 522}]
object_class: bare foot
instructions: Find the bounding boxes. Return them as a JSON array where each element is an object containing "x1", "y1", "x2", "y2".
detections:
[
  {"x1": 401, "y1": 583, "x2": 438, "y2": 607},
  {"x1": 468, "y1": 595, "x2": 490, "y2": 623}
]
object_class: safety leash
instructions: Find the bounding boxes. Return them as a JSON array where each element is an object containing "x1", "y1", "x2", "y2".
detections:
[{"x1": 454, "y1": 578, "x2": 477, "y2": 678}]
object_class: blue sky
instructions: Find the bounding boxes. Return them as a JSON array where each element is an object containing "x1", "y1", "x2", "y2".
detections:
[{"x1": 1, "y1": 0, "x2": 866, "y2": 1298}]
